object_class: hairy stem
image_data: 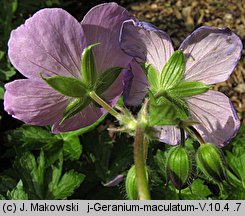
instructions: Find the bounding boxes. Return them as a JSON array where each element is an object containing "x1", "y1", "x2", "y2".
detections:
[
  {"x1": 143, "y1": 137, "x2": 149, "y2": 160},
  {"x1": 89, "y1": 91, "x2": 119, "y2": 118},
  {"x1": 134, "y1": 126, "x2": 151, "y2": 200}
]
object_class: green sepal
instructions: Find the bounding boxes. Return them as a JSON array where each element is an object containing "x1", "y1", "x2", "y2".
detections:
[
  {"x1": 160, "y1": 50, "x2": 185, "y2": 90},
  {"x1": 169, "y1": 81, "x2": 210, "y2": 98},
  {"x1": 148, "y1": 89, "x2": 156, "y2": 105},
  {"x1": 166, "y1": 146, "x2": 193, "y2": 190},
  {"x1": 81, "y1": 43, "x2": 99, "y2": 85},
  {"x1": 140, "y1": 62, "x2": 159, "y2": 90},
  {"x1": 149, "y1": 101, "x2": 179, "y2": 126},
  {"x1": 157, "y1": 94, "x2": 189, "y2": 121},
  {"x1": 60, "y1": 97, "x2": 91, "y2": 125},
  {"x1": 196, "y1": 143, "x2": 227, "y2": 183},
  {"x1": 41, "y1": 75, "x2": 88, "y2": 97},
  {"x1": 95, "y1": 67, "x2": 122, "y2": 94}
]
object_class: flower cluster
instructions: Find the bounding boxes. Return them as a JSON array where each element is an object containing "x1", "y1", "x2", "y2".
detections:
[
  {"x1": 4, "y1": 1, "x2": 243, "y2": 198},
  {"x1": 4, "y1": 3, "x2": 135, "y2": 133},
  {"x1": 120, "y1": 20, "x2": 242, "y2": 147}
]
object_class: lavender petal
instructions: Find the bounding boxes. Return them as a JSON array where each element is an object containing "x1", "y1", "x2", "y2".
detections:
[
  {"x1": 180, "y1": 26, "x2": 243, "y2": 84},
  {"x1": 120, "y1": 20, "x2": 174, "y2": 73},
  {"x1": 82, "y1": 3, "x2": 134, "y2": 74},
  {"x1": 187, "y1": 90, "x2": 240, "y2": 147},
  {"x1": 8, "y1": 8, "x2": 86, "y2": 79},
  {"x1": 4, "y1": 79, "x2": 68, "y2": 125}
]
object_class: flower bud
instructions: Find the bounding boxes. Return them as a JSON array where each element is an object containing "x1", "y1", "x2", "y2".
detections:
[
  {"x1": 196, "y1": 143, "x2": 227, "y2": 182},
  {"x1": 166, "y1": 146, "x2": 193, "y2": 189},
  {"x1": 125, "y1": 165, "x2": 148, "y2": 200}
]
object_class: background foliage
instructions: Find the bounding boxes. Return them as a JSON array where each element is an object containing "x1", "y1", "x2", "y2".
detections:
[{"x1": 0, "y1": 0, "x2": 244, "y2": 200}]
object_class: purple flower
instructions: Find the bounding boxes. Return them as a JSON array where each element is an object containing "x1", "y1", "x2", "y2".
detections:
[
  {"x1": 4, "y1": 3, "x2": 135, "y2": 133},
  {"x1": 120, "y1": 20, "x2": 242, "y2": 147}
]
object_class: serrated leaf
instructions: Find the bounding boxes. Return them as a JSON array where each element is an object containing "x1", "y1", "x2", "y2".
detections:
[
  {"x1": 51, "y1": 171, "x2": 85, "y2": 200},
  {"x1": 48, "y1": 153, "x2": 63, "y2": 196},
  {"x1": 169, "y1": 81, "x2": 210, "y2": 98},
  {"x1": 14, "y1": 151, "x2": 45, "y2": 199},
  {"x1": 160, "y1": 50, "x2": 185, "y2": 90},
  {"x1": 60, "y1": 97, "x2": 91, "y2": 124},
  {"x1": 7, "y1": 180, "x2": 28, "y2": 200},
  {"x1": 5, "y1": 125, "x2": 59, "y2": 147},
  {"x1": 81, "y1": 43, "x2": 99, "y2": 85},
  {"x1": 63, "y1": 136, "x2": 82, "y2": 161},
  {"x1": 95, "y1": 67, "x2": 122, "y2": 94},
  {"x1": 41, "y1": 75, "x2": 88, "y2": 97},
  {"x1": 149, "y1": 101, "x2": 178, "y2": 126},
  {"x1": 47, "y1": 152, "x2": 85, "y2": 199},
  {"x1": 141, "y1": 62, "x2": 159, "y2": 90}
]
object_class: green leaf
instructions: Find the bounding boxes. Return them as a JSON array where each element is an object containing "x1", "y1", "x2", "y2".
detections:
[
  {"x1": 0, "y1": 50, "x2": 5, "y2": 60},
  {"x1": 44, "y1": 140, "x2": 63, "y2": 167},
  {"x1": 7, "y1": 180, "x2": 28, "y2": 200},
  {"x1": 14, "y1": 150, "x2": 45, "y2": 199},
  {"x1": 14, "y1": 149, "x2": 85, "y2": 200},
  {"x1": 48, "y1": 153, "x2": 63, "y2": 195},
  {"x1": 4, "y1": 125, "x2": 59, "y2": 151},
  {"x1": 95, "y1": 67, "x2": 122, "y2": 94},
  {"x1": 0, "y1": 195, "x2": 6, "y2": 200},
  {"x1": 181, "y1": 179, "x2": 212, "y2": 199},
  {"x1": 41, "y1": 75, "x2": 88, "y2": 97},
  {"x1": 81, "y1": 43, "x2": 99, "y2": 85},
  {"x1": 63, "y1": 136, "x2": 82, "y2": 161},
  {"x1": 160, "y1": 50, "x2": 185, "y2": 90},
  {"x1": 47, "y1": 153, "x2": 85, "y2": 199},
  {"x1": 0, "y1": 81, "x2": 4, "y2": 99},
  {"x1": 60, "y1": 97, "x2": 91, "y2": 124},
  {"x1": 226, "y1": 151, "x2": 245, "y2": 189},
  {"x1": 0, "y1": 176, "x2": 17, "y2": 194},
  {"x1": 169, "y1": 81, "x2": 210, "y2": 98},
  {"x1": 0, "y1": 65, "x2": 16, "y2": 81},
  {"x1": 51, "y1": 170, "x2": 85, "y2": 200},
  {"x1": 11, "y1": 0, "x2": 18, "y2": 13},
  {"x1": 149, "y1": 101, "x2": 178, "y2": 126},
  {"x1": 154, "y1": 149, "x2": 169, "y2": 178},
  {"x1": 141, "y1": 62, "x2": 159, "y2": 90}
]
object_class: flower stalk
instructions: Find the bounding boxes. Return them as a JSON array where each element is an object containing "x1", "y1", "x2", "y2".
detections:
[
  {"x1": 89, "y1": 91, "x2": 120, "y2": 118},
  {"x1": 134, "y1": 126, "x2": 151, "y2": 200},
  {"x1": 180, "y1": 127, "x2": 186, "y2": 147},
  {"x1": 187, "y1": 126, "x2": 205, "y2": 145}
]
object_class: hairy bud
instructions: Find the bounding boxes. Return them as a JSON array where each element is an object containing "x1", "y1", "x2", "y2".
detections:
[
  {"x1": 166, "y1": 146, "x2": 193, "y2": 189},
  {"x1": 125, "y1": 165, "x2": 148, "y2": 200},
  {"x1": 196, "y1": 143, "x2": 227, "y2": 182}
]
